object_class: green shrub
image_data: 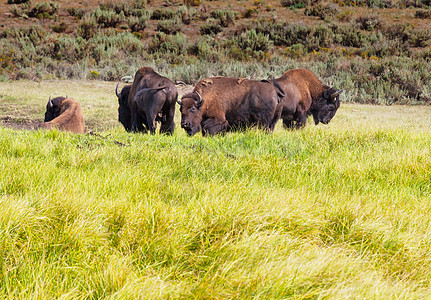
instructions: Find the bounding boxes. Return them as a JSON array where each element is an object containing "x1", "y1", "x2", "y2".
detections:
[
  {"x1": 77, "y1": 16, "x2": 98, "y2": 40},
  {"x1": 151, "y1": 8, "x2": 176, "y2": 20},
  {"x1": 177, "y1": 6, "x2": 197, "y2": 25},
  {"x1": 253, "y1": 21, "x2": 311, "y2": 47},
  {"x1": 334, "y1": 24, "x2": 367, "y2": 47},
  {"x1": 66, "y1": 7, "x2": 86, "y2": 19},
  {"x1": 28, "y1": 2, "x2": 59, "y2": 19},
  {"x1": 226, "y1": 30, "x2": 273, "y2": 61},
  {"x1": 199, "y1": 18, "x2": 222, "y2": 35},
  {"x1": 4, "y1": 25, "x2": 47, "y2": 45},
  {"x1": 364, "y1": 34, "x2": 411, "y2": 57},
  {"x1": 7, "y1": 0, "x2": 30, "y2": 4},
  {"x1": 382, "y1": 24, "x2": 411, "y2": 43},
  {"x1": 415, "y1": 9, "x2": 431, "y2": 19},
  {"x1": 190, "y1": 36, "x2": 222, "y2": 62},
  {"x1": 210, "y1": 10, "x2": 237, "y2": 27},
  {"x1": 280, "y1": 0, "x2": 310, "y2": 9},
  {"x1": 52, "y1": 35, "x2": 87, "y2": 63},
  {"x1": 235, "y1": 29, "x2": 273, "y2": 52},
  {"x1": 409, "y1": 29, "x2": 431, "y2": 47},
  {"x1": 184, "y1": 0, "x2": 202, "y2": 6},
  {"x1": 157, "y1": 17, "x2": 182, "y2": 34},
  {"x1": 93, "y1": 8, "x2": 125, "y2": 28},
  {"x1": 52, "y1": 22, "x2": 67, "y2": 33},
  {"x1": 355, "y1": 14, "x2": 381, "y2": 31},
  {"x1": 108, "y1": 0, "x2": 151, "y2": 18},
  {"x1": 401, "y1": 0, "x2": 431, "y2": 7},
  {"x1": 147, "y1": 32, "x2": 189, "y2": 56},
  {"x1": 304, "y1": 4, "x2": 338, "y2": 20},
  {"x1": 128, "y1": 16, "x2": 148, "y2": 32},
  {"x1": 336, "y1": 10, "x2": 353, "y2": 22},
  {"x1": 307, "y1": 25, "x2": 336, "y2": 50}
]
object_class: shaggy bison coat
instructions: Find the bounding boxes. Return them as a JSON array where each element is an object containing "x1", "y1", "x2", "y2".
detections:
[
  {"x1": 38, "y1": 96, "x2": 85, "y2": 133},
  {"x1": 275, "y1": 69, "x2": 342, "y2": 129},
  {"x1": 178, "y1": 77, "x2": 285, "y2": 136},
  {"x1": 127, "y1": 67, "x2": 178, "y2": 134}
]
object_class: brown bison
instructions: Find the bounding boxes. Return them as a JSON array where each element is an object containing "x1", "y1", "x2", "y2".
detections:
[
  {"x1": 127, "y1": 67, "x2": 178, "y2": 134},
  {"x1": 37, "y1": 96, "x2": 85, "y2": 133},
  {"x1": 275, "y1": 69, "x2": 342, "y2": 129},
  {"x1": 178, "y1": 77, "x2": 285, "y2": 136}
]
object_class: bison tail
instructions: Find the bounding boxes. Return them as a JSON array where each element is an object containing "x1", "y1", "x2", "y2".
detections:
[
  {"x1": 272, "y1": 79, "x2": 285, "y2": 99},
  {"x1": 135, "y1": 86, "x2": 167, "y2": 100}
]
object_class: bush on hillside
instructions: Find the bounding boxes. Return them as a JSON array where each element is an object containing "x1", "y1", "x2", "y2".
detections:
[
  {"x1": 355, "y1": 14, "x2": 381, "y2": 31},
  {"x1": 210, "y1": 10, "x2": 237, "y2": 27},
  {"x1": 200, "y1": 18, "x2": 223, "y2": 35},
  {"x1": 93, "y1": 8, "x2": 125, "y2": 28},
  {"x1": 128, "y1": 16, "x2": 148, "y2": 32},
  {"x1": 157, "y1": 17, "x2": 182, "y2": 34}
]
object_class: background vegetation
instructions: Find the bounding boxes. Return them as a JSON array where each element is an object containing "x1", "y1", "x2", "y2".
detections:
[{"x1": 0, "y1": 0, "x2": 431, "y2": 104}]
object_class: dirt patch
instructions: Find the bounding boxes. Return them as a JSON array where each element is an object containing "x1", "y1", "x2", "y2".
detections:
[{"x1": 1, "y1": 116, "x2": 39, "y2": 130}]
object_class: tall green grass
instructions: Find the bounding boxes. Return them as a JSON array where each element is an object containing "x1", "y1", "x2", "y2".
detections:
[{"x1": 1, "y1": 81, "x2": 431, "y2": 298}]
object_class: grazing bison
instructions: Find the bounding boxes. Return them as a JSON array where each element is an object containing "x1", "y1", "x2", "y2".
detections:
[
  {"x1": 37, "y1": 96, "x2": 85, "y2": 133},
  {"x1": 275, "y1": 69, "x2": 343, "y2": 129},
  {"x1": 127, "y1": 67, "x2": 178, "y2": 134},
  {"x1": 115, "y1": 83, "x2": 132, "y2": 132},
  {"x1": 178, "y1": 77, "x2": 285, "y2": 136}
]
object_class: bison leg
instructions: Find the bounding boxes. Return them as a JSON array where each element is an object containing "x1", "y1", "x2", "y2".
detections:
[
  {"x1": 144, "y1": 102, "x2": 165, "y2": 135},
  {"x1": 130, "y1": 104, "x2": 142, "y2": 133},
  {"x1": 145, "y1": 112, "x2": 157, "y2": 134},
  {"x1": 282, "y1": 117, "x2": 294, "y2": 129},
  {"x1": 269, "y1": 105, "x2": 283, "y2": 131},
  {"x1": 136, "y1": 113, "x2": 146, "y2": 133},
  {"x1": 295, "y1": 111, "x2": 308, "y2": 129},
  {"x1": 202, "y1": 118, "x2": 229, "y2": 136},
  {"x1": 159, "y1": 104, "x2": 175, "y2": 135}
]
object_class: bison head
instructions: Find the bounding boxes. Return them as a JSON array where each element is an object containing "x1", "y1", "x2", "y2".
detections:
[
  {"x1": 177, "y1": 92, "x2": 204, "y2": 136},
  {"x1": 44, "y1": 96, "x2": 67, "y2": 122},
  {"x1": 310, "y1": 87, "x2": 342, "y2": 125},
  {"x1": 116, "y1": 83, "x2": 132, "y2": 132}
]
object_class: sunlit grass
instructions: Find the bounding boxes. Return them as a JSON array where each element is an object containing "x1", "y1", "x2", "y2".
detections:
[{"x1": 1, "y1": 80, "x2": 431, "y2": 298}]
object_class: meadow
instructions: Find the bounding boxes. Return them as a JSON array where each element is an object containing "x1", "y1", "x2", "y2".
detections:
[{"x1": 1, "y1": 80, "x2": 431, "y2": 298}]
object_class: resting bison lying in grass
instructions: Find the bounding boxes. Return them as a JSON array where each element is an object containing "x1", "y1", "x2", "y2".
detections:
[
  {"x1": 126, "y1": 67, "x2": 178, "y2": 134},
  {"x1": 178, "y1": 77, "x2": 285, "y2": 136},
  {"x1": 37, "y1": 96, "x2": 85, "y2": 133},
  {"x1": 276, "y1": 69, "x2": 343, "y2": 129}
]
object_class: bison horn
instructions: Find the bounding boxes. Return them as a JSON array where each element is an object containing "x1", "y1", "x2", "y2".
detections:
[
  {"x1": 331, "y1": 88, "x2": 343, "y2": 101},
  {"x1": 195, "y1": 91, "x2": 203, "y2": 107},
  {"x1": 48, "y1": 96, "x2": 53, "y2": 108},
  {"x1": 176, "y1": 99, "x2": 182, "y2": 106},
  {"x1": 115, "y1": 82, "x2": 120, "y2": 98}
]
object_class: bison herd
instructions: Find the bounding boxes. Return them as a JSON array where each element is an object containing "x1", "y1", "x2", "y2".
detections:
[{"x1": 38, "y1": 67, "x2": 343, "y2": 136}]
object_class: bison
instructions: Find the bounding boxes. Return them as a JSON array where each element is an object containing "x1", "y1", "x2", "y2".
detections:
[
  {"x1": 275, "y1": 69, "x2": 343, "y2": 129},
  {"x1": 126, "y1": 67, "x2": 178, "y2": 134},
  {"x1": 177, "y1": 77, "x2": 285, "y2": 136},
  {"x1": 37, "y1": 96, "x2": 85, "y2": 133},
  {"x1": 115, "y1": 83, "x2": 132, "y2": 132}
]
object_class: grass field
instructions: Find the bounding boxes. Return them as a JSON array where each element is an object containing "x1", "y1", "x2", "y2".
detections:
[{"x1": 1, "y1": 80, "x2": 431, "y2": 298}]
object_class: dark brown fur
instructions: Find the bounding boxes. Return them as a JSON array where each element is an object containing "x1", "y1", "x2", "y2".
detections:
[
  {"x1": 276, "y1": 69, "x2": 342, "y2": 129},
  {"x1": 38, "y1": 97, "x2": 85, "y2": 133},
  {"x1": 178, "y1": 77, "x2": 284, "y2": 136},
  {"x1": 127, "y1": 67, "x2": 178, "y2": 134}
]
